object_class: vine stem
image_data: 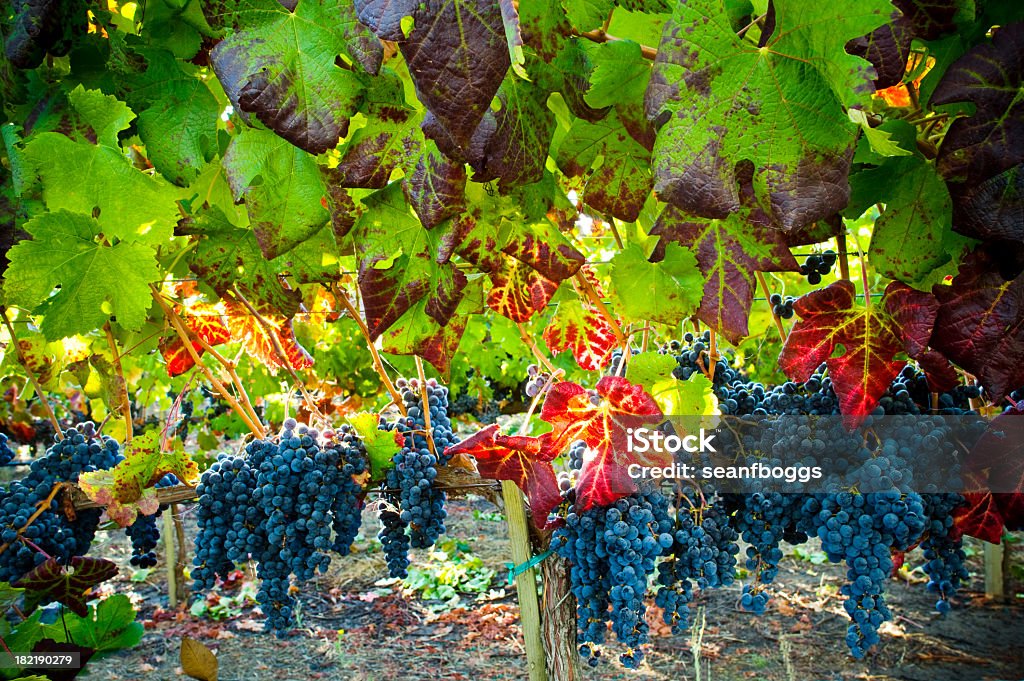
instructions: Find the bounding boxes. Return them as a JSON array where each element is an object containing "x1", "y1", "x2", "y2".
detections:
[
  {"x1": 103, "y1": 323, "x2": 134, "y2": 444},
  {"x1": 331, "y1": 284, "x2": 407, "y2": 417},
  {"x1": 414, "y1": 356, "x2": 437, "y2": 459},
  {"x1": 149, "y1": 286, "x2": 266, "y2": 439},
  {"x1": 755, "y1": 272, "x2": 787, "y2": 342},
  {"x1": 852, "y1": 232, "x2": 871, "y2": 309},
  {"x1": 0, "y1": 308, "x2": 63, "y2": 440},
  {"x1": 0, "y1": 482, "x2": 64, "y2": 557},
  {"x1": 837, "y1": 234, "x2": 851, "y2": 281},
  {"x1": 707, "y1": 330, "x2": 719, "y2": 383},
  {"x1": 518, "y1": 369, "x2": 563, "y2": 437},
  {"x1": 574, "y1": 272, "x2": 627, "y2": 346},
  {"x1": 231, "y1": 288, "x2": 327, "y2": 425},
  {"x1": 517, "y1": 323, "x2": 558, "y2": 375},
  {"x1": 573, "y1": 27, "x2": 657, "y2": 59}
]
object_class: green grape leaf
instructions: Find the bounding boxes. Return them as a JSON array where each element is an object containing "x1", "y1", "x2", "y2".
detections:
[
  {"x1": 0, "y1": 583, "x2": 24, "y2": 612},
  {"x1": 212, "y1": 0, "x2": 379, "y2": 154},
  {"x1": 141, "y1": 0, "x2": 217, "y2": 60},
  {"x1": 5, "y1": 211, "x2": 159, "y2": 339},
  {"x1": 610, "y1": 242, "x2": 703, "y2": 327},
  {"x1": 932, "y1": 22, "x2": 1024, "y2": 186},
  {"x1": 181, "y1": 207, "x2": 302, "y2": 317},
  {"x1": 562, "y1": 0, "x2": 613, "y2": 32},
  {"x1": 555, "y1": 108, "x2": 653, "y2": 221},
  {"x1": 66, "y1": 85, "x2": 135, "y2": 148},
  {"x1": 344, "y1": 411, "x2": 400, "y2": 478},
  {"x1": 646, "y1": 0, "x2": 895, "y2": 230},
  {"x1": 223, "y1": 126, "x2": 330, "y2": 259},
  {"x1": 650, "y1": 208, "x2": 798, "y2": 343},
  {"x1": 848, "y1": 109, "x2": 912, "y2": 158},
  {"x1": 39, "y1": 594, "x2": 143, "y2": 653},
  {"x1": 23, "y1": 134, "x2": 179, "y2": 245},
  {"x1": 584, "y1": 39, "x2": 651, "y2": 109},
  {"x1": 355, "y1": 0, "x2": 511, "y2": 159},
  {"x1": 272, "y1": 223, "x2": 341, "y2": 284},
  {"x1": 122, "y1": 49, "x2": 219, "y2": 185},
  {"x1": 79, "y1": 430, "x2": 199, "y2": 527}
]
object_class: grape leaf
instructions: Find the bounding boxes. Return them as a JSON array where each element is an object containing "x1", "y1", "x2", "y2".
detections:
[
  {"x1": 222, "y1": 126, "x2": 330, "y2": 259},
  {"x1": 64, "y1": 86, "x2": 135, "y2": 149},
  {"x1": 956, "y1": 408, "x2": 1024, "y2": 542},
  {"x1": 352, "y1": 183, "x2": 452, "y2": 338},
  {"x1": 355, "y1": 0, "x2": 511, "y2": 160},
  {"x1": 79, "y1": 430, "x2": 199, "y2": 526},
  {"x1": 584, "y1": 39, "x2": 651, "y2": 110},
  {"x1": 555, "y1": 108, "x2": 653, "y2": 222},
  {"x1": 39, "y1": 594, "x2": 144, "y2": 653},
  {"x1": 650, "y1": 208, "x2": 797, "y2": 343},
  {"x1": 333, "y1": 69, "x2": 419, "y2": 189},
  {"x1": 951, "y1": 162, "x2": 1024, "y2": 245},
  {"x1": 626, "y1": 351, "x2": 718, "y2": 417},
  {"x1": 538, "y1": 376, "x2": 666, "y2": 509},
  {"x1": 542, "y1": 298, "x2": 617, "y2": 372},
  {"x1": 158, "y1": 301, "x2": 231, "y2": 377},
  {"x1": 610, "y1": 243, "x2": 703, "y2": 328},
  {"x1": 645, "y1": 0, "x2": 894, "y2": 230},
  {"x1": 181, "y1": 637, "x2": 218, "y2": 681},
  {"x1": 381, "y1": 275, "x2": 482, "y2": 374},
  {"x1": 403, "y1": 138, "x2": 467, "y2": 229},
  {"x1": 848, "y1": 156, "x2": 959, "y2": 285},
  {"x1": 182, "y1": 207, "x2": 302, "y2": 317},
  {"x1": 344, "y1": 412, "x2": 400, "y2": 478},
  {"x1": 211, "y1": 0, "x2": 379, "y2": 154},
  {"x1": 931, "y1": 22, "x2": 1024, "y2": 186},
  {"x1": 15, "y1": 556, "x2": 118, "y2": 617},
  {"x1": 465, "y1": 73, "x2": 556, "y2": 189},
  {"x1": 122, "y1": 49, "x2": 219, "y2": 185},
  {"x1": 930, "y1": 248, "x2": 1024, "y2": 403},
  {"x1": 23, "y1": 134, "x2": 179, "y2": 245},
  {"x1": 443, "y1": 424, "x2": 561, "y2": 526},
  {"x1": 779, "y1": 280, "x2": 938, "y2": 427},
  {"x1": 5, "y1": 211, "x2": 159, "y2": 340},
  {"x1": 222, "y1": 298, "x2": 314, "y2": 373}
]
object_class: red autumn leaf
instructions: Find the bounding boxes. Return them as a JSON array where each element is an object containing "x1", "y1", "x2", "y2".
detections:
[
  {"x1": 15, "y1": 555, "x2": 118, "y2": 616},
  {"x1": 443, "y1": 425, "x2": 560, "y2": 527},
  {"x1": 159, "y1": 302, "x2": 231, "y2": 377},
  {"x1": 542, "y1": 299, "x2": 617, "y2": 372},
  {"x1": 538, "y1": 376, "x2": 666, "y2": 509},
  {"x1": 222, "y1": 299, "x2": 313, "y2": 372},
  {"x1": 575, "y1": 263, "x2": 606, "y2": 298},
  {"x1": 930, "y1": 248, "x2": 1024, "y2": 404},
  {"x1": 779, "y1": 280, "x2": 937, "y2": 427},
  {"x1": 486, "y1": 260, "x2": 559, "y2": 322},
  {"x1": 955, "y1": 408, "x2": 1024, "y2": 542}
]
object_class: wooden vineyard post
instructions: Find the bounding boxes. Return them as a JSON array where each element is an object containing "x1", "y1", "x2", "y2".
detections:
[
  {"x1": 501, "y1": 480, "x2": 548, "y2": 681},
  {"x1": 541, "y1": 553, "x2": 583, "y2": 680},
  {"x1": 984, "y1": 539, "x2": 1005, "y2": 601},
  {"x1": 163, "y1": 508, "x2": 178, "y2": 607}
]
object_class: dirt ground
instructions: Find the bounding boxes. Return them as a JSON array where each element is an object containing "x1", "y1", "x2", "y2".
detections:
[{"x1": 80, "y1": 497, "x2": 1024, "y2": 681}]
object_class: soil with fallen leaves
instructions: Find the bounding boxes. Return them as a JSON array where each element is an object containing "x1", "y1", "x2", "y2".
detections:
[{"x1": 81, "y1": 497, "x2": 1023, "y2": 681}]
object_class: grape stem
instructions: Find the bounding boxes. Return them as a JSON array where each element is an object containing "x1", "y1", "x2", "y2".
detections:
[
  {"x1": 331, "y1": 284, "x2": 408, "y2": 417},
  {"x1": 516, "y1": 323, "x2": 558, "y2": 375},
  {"x1": 0, "y1": 481, "x2": 64, "y2": 557},
  {"x1": 708, "y1": 330, "x2": 719, "y2": 383},
  {"x1": 0, "y1": 307, "x2": 64, "y2": 440},
  {"x1": 150, "y1": 286, "x2": 266, "y2": 439},
  {"x1": 414, "y1": 356, "x2": 438, "y2": 459},
  {"x1": 103, "y1": 322, "x2": 134, "y2": 444},
  {"x1": 518, "y1": 369, "x2": 564, "y2": 437},
  {"x1": 755, "y1": 271, "x2": 788, "y2": 342},
  {"x1": 231, "y1": 287, "x2": 327, "y2": 426},
  {"x1": 573, "y1": 28, "x2": 657, "y2": 59}
]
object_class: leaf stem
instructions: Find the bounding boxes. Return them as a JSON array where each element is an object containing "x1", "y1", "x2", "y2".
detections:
[
  {"x1": 0, "y1": 308, "x2": 63, "y2": 440},
  {"x1": 150, "y1": 286, "x2": 266, "y2": 439},
  {"x1": 851, "y1": 233, "x2": 871, "y2": 309},
  {"x1": 573, "y1": 28, "x2": 657, "y2": 59},
  {"x1": 574, "y1": 272, "x2": 627, "y2": 346},
  {"x1": 707, "y1": 330, "x2": 718, "y2": 383},
  {"x1": 332, "y1": 284, "x2": 407, "y2": 416},
  {"x1": 414, "y1": 356, "x2": 437, "y2": 459},
  {"x1": 230, "y1": 287, "x2": 326, "y2": 425},
  {"x1": 103, "y1": 323, "x2": 134, "y2": 444},
  {"x1": 837, "y1": 234, "x2": 851, "y2": 281},
  {"x1": 755, "y1": 271, "x2": 787, "y2": 342},
  {"x1": 517, "y1": 322, "x2": 559, "y2": 375},
  {"x1": 518, "y1": 369, "x2": 563, "y2": 437}
]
